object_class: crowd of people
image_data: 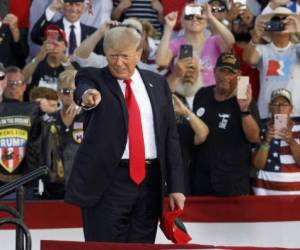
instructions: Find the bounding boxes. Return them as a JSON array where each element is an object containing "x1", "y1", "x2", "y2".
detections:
[{"x1": 1, "y1": 0, "x2": 300, "y2": 243}]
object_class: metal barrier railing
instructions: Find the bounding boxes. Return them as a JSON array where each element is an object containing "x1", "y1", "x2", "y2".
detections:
[{"x1": 0, "y1": 166, "x2": 48, "y2": 250}]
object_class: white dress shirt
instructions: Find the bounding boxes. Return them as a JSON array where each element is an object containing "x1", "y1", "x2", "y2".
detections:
[
  {"x1": 45, "y1": 7, "x2": 81, "y2": 54},
  {"x1": 118, "y1": 69, "x2": 157, "y2": 159},
  {"x1": 63, "y1": 18, "x2": 81, "y2": 52}
]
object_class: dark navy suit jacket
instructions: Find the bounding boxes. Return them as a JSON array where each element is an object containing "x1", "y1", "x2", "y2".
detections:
[{"x1": 64, "y1": 67, "x2": 184, "y2": 208}]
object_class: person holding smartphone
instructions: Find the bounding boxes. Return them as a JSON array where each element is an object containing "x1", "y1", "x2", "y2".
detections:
[
  {"x1": 253, "y1": 88, "x2": 300, "y2": 195},
  {"x1": 191, "y1": 52, "x2": 260, "y2": 196},
  {"x1": 23, "y1": 24, "x2": 74, "y2": 100},
  {"x1": 156, "y1": 2, "x2": 235, "y2": 97},
  {"x1": 243, "y1": 6, "x2": 300, "y2": 119}
]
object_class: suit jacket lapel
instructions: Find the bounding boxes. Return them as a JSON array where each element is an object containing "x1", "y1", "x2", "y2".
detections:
[
  {"x1": 80, "y1": 23, "x2": 87, "y2": 41},
  {"x1": 138, "y1": 68, "x2": 160, "y2": 136},
  {"x1": 103, "y1": 67, "x2": 128, "y2": 130}
]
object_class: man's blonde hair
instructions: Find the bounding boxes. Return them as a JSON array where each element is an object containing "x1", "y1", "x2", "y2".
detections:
[{"x1": 103, "y1": 20, "x2": 143, "y2": 53}]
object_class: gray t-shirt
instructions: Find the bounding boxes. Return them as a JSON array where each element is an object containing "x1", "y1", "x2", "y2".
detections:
[{"x1": 256, "y1": 42, "x2": 300, "y2": 119}]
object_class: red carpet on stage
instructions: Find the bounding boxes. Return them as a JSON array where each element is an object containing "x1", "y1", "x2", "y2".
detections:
[{"x1": 40, "y1": 240, "x2": 300, "y2": 250}]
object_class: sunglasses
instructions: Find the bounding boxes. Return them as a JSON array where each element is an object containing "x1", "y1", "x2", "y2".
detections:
[
  {"x1": 60, "y1": 88, "x2": 75, "y2": 95},
  {"x1": 211, "y1": 5, "x2": 227, "y2": 13},
  {"x1": 184, "y1": 15, "x2": 204, "y2": 21},
  {"x1": 7, "y1": 80, "x2": 23, "y2": 86}
]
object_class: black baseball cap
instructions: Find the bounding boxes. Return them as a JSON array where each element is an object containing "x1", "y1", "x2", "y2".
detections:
[{"x1": 216, "y1": 52, "x2": 240, "y2": 73}]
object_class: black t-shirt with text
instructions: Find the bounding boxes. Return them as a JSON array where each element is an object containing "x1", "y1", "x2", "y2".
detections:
[{"x1": 191, "y1": 86, "x2": 260, "y2": 196}]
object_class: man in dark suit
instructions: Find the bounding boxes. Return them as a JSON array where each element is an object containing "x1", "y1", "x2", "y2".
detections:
[
  {"x1": 64, "y1": 24, "x2": 185, "y2": 243},
  {"x1": 31, "y1": 0, "x2": 102, "y2": 55}
]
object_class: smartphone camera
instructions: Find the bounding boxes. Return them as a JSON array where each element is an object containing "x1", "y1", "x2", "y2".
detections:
[
  {"x1": 264, "y1": 16, "x2": 285, "y2": 32},
  {"x1": 46, "y1": 30, "x2": 59, "y2": 44},
  {"x1": 179, "y1": 44, "x2": 193, "y2": 59}
]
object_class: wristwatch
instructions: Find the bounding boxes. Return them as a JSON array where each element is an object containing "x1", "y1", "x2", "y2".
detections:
[{"x1": 240, "y1": 110, "x2": 251, "y2": 117}]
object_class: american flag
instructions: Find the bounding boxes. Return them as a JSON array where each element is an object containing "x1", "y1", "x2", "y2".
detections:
[{"x1": 253, "y1": 124, "x2": 300, "y2": 195}]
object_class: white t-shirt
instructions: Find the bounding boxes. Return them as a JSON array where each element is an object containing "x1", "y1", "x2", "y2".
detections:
[{"x1": 255, "y1": 42, "x2": 300, "y2": 118}]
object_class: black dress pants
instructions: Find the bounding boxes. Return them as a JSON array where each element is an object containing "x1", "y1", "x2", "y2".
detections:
[{"x1": 82, "y1": 160, "x2": 161, "y2": 243}]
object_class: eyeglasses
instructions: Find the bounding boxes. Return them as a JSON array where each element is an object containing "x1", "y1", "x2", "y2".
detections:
[
  {"x1": 60, "y1": 88, "x2": 75, "y2": 95},
  {"x1": 211, "y1": 6, "x2": 227, "y2": 13},
  {"x1": 7, "y1": 80, "x2": 23, "y2": 86},
  {"x1": 184, "y1": 15, "x2": 204, "y2": 21},
  {"x1": 271, "y1": 102, "x2": 291, "y2": 108}
]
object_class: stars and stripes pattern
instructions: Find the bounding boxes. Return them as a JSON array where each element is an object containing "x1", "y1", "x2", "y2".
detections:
[
  {"x1": 253, "y1": 124, "x2": 300, "y2": 195},
  {"x1": 0, "y1": 146, "x2": 25, "y2": 173}
]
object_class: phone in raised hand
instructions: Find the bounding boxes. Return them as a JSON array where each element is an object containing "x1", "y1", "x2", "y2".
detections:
[
  {"x1": 179, "y1": 44, "x2": 193, "y2": 59},
  {"x1": 46, "y1": 30, "x2": 59, "y2": 44},
  {"x1": 185, "y1": 5, "x2": 203, "y2": 16},
  {"x1": 274, "y1": 113, "x2": 288, "y2": 139},
  {"x1": 237, "y1": 76, "x2": 249, "y2": 100}
]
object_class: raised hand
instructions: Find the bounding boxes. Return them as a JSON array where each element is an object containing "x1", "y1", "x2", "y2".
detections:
[
  {"x1": 173, "y1": 57, "x2": 194, "y2": 79},
  {"x1": 276, "y1": 127, "x2": 293, "y2": 143},
  {"x1": 227, "y1": 3, "x2": 244, "y2": 21},
  {"x1": 283, "y1": 15, "x2": 300, "y2": 35},
  {"x1": 202, "y1": 3, "x2": 213, "y2": 20},
  {"x1": 151, "y1": 0, "x2": 163, "y2": 13},
  {"x1": 264, "y1": 125, "x2": 276, "y2": 144},
  {"x1": 49, "y1": 0, "x2": 64, "y2": 12},
  {"x1": 237, "y1": 83, "x2": 252, "y2": 112},
  {"x1": 240, "y1": 8, "x2": 254, "y2": 27},
  {"x1": 63, "y1": 103, "x2": 81, "y2": 127},
  {"x1": 172, "y1": 94, "x2": 190, "y2": 116},
  {"x1": 119, "y1": 0, "x2": 132, "y2": 10},
  {"x1": 3, "y1": 14, "x2": 18, "y2": 32},
  {"x1": 164, "y1": 11, "x2": 178, "y2": 29},
  {"x1": 255, "y1": 18, "x2": 266, "y2": 37}
]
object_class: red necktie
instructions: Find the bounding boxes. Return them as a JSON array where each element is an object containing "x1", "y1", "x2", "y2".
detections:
[{"x1": 124, "y1": 79, "x2": 145, "y2": 184}]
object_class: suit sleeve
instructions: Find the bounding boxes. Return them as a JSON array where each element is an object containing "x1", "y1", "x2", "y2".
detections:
[
  {"x1": 164, "y1": 78, "x2": 185, "y2": 194},
  {"x1": 12, "y1": 28, "x2": 29, "y2": 64},
  {"x1": 74, "y1": 67, "x2": 100, "y2": 105},
  {"x1": 31, "y1": 13, "x2": 50, "y2": 45}
]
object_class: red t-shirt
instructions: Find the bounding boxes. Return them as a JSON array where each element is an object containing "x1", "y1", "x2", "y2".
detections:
[
  {"x1": 161, "y1": 0, "x2": 193, "y2": 30},
  {"x1": 233, "y1": 44, "x2": 260, "y2": 101},
  {"x1": 9, "y1": 0, "x2": 30, "y2": 28}
]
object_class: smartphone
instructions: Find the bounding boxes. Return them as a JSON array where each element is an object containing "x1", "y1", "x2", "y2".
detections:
[
  {"x1": 185, "y1": 5, "x2": 203, "y2": 16},
  {"x1": 274, "y1": 114, "x2": 288, "y2": 130},
  {"x1": 46, "y1": 30, "x2": 59, "y2": 43},
  {"x1": 237, "y1": 76, "x2": 249, "y2": 100},
  {"x1": 179, "y1": 44, "x2": 193, "y2": 59},
  {"x1": 274, "y1": 113, "x2": 288, "y2": 138},
  {"x1": 264, "y1": 20, "x2": 285, "y2": 32}
]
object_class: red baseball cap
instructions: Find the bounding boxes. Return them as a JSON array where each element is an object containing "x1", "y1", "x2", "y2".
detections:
[
  {"x1": 160, "y1": 208, "x2": 192, "y2": 244},
  {"x1": 44, "y1": 24, "x2": 67, "y2": 46}
]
